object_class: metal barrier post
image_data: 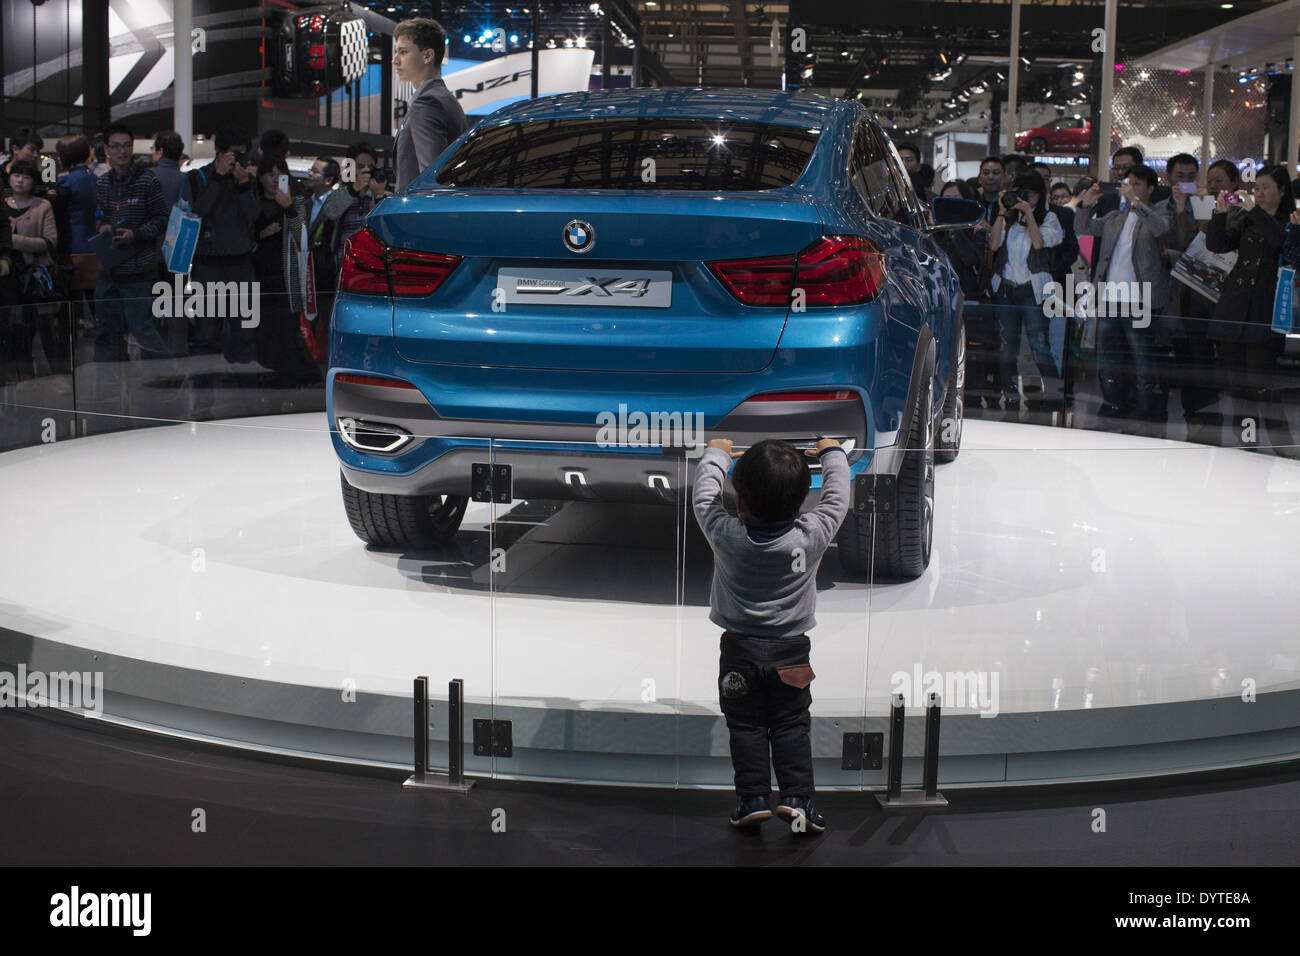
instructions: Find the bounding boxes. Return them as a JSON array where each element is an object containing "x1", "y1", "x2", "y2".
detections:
[
  {"x1": 876, "y1": 691, "x2": 948, "y2": 810},
  {"x1": 404, "y1": 675, "x2": 474, "y2": 792},
  {"x1": 448, "y1": 678, "x2": 464, "y2": 785},
  {"x1": 922, "y1": 692, "x2": 942, "y2": 799}
]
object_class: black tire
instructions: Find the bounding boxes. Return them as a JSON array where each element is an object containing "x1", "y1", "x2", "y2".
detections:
[
  {"x1": 340, "y1": 471, "x2": 469, "y2": 548},
  {"x1": 1029, "y1": 137, "x2": 1047, "y2": 153},
  {"x1": 836, "y1": 373, "x2": 935, "y2": 580},
  {"x1": 936, "y1": 319, "x2": 964, "y2": 464}
]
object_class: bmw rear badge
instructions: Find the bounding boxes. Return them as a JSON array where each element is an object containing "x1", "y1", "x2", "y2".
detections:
[{"x1": 563, "y1": 219, "x2": 595, "y2": 254}]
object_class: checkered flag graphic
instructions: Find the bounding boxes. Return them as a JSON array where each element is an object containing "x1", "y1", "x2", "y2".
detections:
[{"x1": 339, "y1": 18, "x2": 367, "y2": 84}]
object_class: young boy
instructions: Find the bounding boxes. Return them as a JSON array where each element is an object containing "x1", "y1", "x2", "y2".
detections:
[{"x1": 693, "y1": 435, "x2": 850, "y2": 833}]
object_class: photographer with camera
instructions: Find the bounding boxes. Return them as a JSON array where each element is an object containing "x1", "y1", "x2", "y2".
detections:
[
  {"x1": 987, "y1": 170, "x2": 1064, "y2": 414},
  {"x1": 1205, "y1": 165, "x2": 1298, "y2": 456},
  {"x1": 182, "y1": 126, "x2": 260, "y2": 365}
]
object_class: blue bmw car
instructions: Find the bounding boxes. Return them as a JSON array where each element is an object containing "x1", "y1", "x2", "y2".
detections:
[{"x1": 328, "y1": 88, "x2": 981, "y2": 578}]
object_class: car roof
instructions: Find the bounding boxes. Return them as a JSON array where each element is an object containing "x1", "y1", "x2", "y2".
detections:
[{"x1": 481, "y1": 87, "x2": 850, "y2": 131}]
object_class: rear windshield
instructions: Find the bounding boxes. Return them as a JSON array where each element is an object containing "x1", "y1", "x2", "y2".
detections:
[{"x1": 436, "y1": 118, "x2": 820, "y2": 190}]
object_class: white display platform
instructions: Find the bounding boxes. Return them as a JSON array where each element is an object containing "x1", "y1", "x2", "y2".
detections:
[{"x1": 2, "y1": 413, "x2": 1298, "y2": 788}]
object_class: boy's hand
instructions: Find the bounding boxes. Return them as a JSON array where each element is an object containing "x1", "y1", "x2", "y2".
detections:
[
  {"x1": 707, "y1": 437, "x2": 744, "y2": 459},
  {"x1": 805, "y1": 437, "x2": 841, "y2": 457}
]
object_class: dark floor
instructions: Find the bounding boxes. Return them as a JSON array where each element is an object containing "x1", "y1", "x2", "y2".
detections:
[{"x1": 2, "y1": 709, "x2": 1298, "y2": 867}]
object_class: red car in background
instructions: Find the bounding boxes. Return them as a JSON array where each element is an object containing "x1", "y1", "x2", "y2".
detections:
[{"x1": 1015, "y1": 116, "x2": 1091, "y2": 153}]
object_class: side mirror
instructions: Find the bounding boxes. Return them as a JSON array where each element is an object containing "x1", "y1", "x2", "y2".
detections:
[{"x1": 927, "y1": 196, "x2": 985, "y2": 231}]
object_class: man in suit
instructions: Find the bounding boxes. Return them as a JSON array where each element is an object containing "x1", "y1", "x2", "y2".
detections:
[
  {"x1": 1075, "y1": 164, "x2": 1172, "y2": 423},
  {"x1": 392, "y1": 18, "x2": 468, "y2": 191}
]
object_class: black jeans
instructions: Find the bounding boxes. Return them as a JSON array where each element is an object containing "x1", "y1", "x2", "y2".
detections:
[{"x1": 718, "y1": 631, "x2": 814, "y2": 800}]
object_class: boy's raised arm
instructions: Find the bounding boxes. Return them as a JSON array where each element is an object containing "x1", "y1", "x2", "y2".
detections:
[
  {"x1": 797, "y1": 443, "x2": 850, "y2": 551},
  {"x1": 692, "y1": 440, "x2": 738, "y2": 545}
]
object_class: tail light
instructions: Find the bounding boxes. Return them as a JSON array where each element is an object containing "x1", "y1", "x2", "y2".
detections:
[
  {"x1": 308, "y1": 44, "x2": 326, "y2": 70},
  {"x1": 707, "y1": 235, "x2": 885, "y2": 307},
  {"x1": 707, "y1": 252, "x2": 797, "y2": 306},
  {"x1": 339, "y1": 229, "x2": 389, "y2": 295},
  {"x1": 388, "y1": 247, "x2": 461, "y2": 297},
  {"x1": 748, "y1": 390, "x2": 857, "y2": 402},
  {"x1": 792, "y1": 236, "x2": 885, "y2": 306},
  {"x1": 339, "y1": 228, "x2": 462, "y2": 298},
  {"x1": 334, "y1": 373, "x2": 417, "y2": 389}
]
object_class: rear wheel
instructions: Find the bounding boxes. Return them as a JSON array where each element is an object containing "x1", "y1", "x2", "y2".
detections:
[
  {"x1": 836, "y1": 373, "x2": 935, "y2": 579},
  {"x1": 340, "y1": 471, "x2": 469, "y2": 548},
  {"x1": 936, "y1": 320, "x2": 964, "y2": 464},
  {"x1": 1029, "y1": 137, "x2": 1047, "y2": 153}
]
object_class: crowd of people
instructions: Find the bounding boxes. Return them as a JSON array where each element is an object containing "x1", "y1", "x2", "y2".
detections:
[
  {"x1": 0, "y1": 122, "x2": 395, "y2": 398},
  {"x1": 920, "y1": 144, "x2": 1299, "y2": 453},
  {"x1": 0, "y1": 17, "x2": 466, "y2": 412}
]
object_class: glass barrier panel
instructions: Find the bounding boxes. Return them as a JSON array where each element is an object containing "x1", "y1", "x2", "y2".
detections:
[
  {"x1": 869, "y1": 425, "x2": 1300, "y2": 789},
  {"x1": 489, "y1": 434, "x2": 686, "y2": 786}
]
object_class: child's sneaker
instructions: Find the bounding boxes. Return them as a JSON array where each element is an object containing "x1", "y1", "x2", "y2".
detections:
[
  {"x1": 776, "y1": 796, "x2": 826, "y2": 834},
  {"x1": 729, "y1": 794, "x2": 773, "y2": 827}
]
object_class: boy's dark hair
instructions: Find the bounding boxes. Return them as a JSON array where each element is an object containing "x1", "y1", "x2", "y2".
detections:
[
  {"x1": 1049, "y1": 180, "x2": 1070, "y2": 195},
  {"x1": 1001, "y1": 153, "x2": 1026, "y2": 170},
  {"x1": 1112, "y1": 145, "x2": 1143, "y2": 166},
  {"x1": 1126, "y1": 164, "x2": 1159, "y2": 189},
  {"x1": 979, "y1": 156, "x2": 1003, "y2": 171},
  {"x1": 10, "y1": 128, "x2": 43, "y2": 153},
  {"x1": 56, "y1": 133, "x2": 91, "y2": 170},
  {"x1": 730, "y1": 439, "x2": 810, "y2": 523},
  {"x1": 394, "y1": 18, "x2": 448, "y2": 68},
  {"x1": 153, "y1": 130, "x2": 184, "y2": 161},
  {"x1": 260, "y1": 128, "x2": 291, "y2": 159},
  {"x1": 214, "y1": 126, "x2": 250, "y2": 153},
  {"x1": 1167, "y1": 152, "x2": 1198, "y2": 173},
  {"x1": 896, "y1": 141, "x2": 920, "y2": 159}
]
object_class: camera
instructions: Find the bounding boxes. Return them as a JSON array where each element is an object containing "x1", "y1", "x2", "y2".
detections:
[{"x1": 1001, "y1": 189, "x2": 1028, "y2": 213}]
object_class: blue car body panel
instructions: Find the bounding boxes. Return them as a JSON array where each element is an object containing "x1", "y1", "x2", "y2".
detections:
[{"x1": 329, "y1": 88, "x2": 962, "y2": 503}]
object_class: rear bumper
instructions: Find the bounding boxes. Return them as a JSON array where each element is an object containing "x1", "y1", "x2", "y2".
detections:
[
  {"x1": 332, "y1": 376, "x2": 873, "y2": 503},
  {"x1": 327, "y1": 289, "x2": 915, "y2": 504}
]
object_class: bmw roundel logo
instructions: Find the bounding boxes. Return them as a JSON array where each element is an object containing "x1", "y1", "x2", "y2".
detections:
[{"x1": 562, "y1": 219, "x2": 596, "y2": 254}]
